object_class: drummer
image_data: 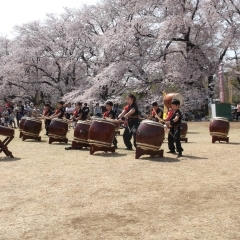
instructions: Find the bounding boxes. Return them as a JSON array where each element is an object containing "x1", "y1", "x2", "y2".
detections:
[
  {"x1": 48, "y1": 101, "x2": 65, "y2": 119},
  {"x1": 118, "y1": 94, "x2": 140, "y2": 150},
  {"x1": 43, "y1": 103, "x2": 53, "y2": 135},
  {"x1": 103, "y1": 101, "x2": 118, "y2": 148},
  {"x1": 165, "y1": 99, "x2": 183, "y2": 157},
  {"x1": 70, "y1": 102, "x2": 83, "y2": 126},
  {"x1": 149, "y1": 102, "x2": 163, "y2": 122}
]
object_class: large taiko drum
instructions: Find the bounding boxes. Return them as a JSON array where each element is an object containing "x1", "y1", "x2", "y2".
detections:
[
  {"x1": 180, "y1": 121, "x2": 188, "y2": 139},
  {"x1": 19, "y1": 116, "x2": 28, "y2": 138},
  {"x1": 48, "y1": 118, "x2": 68, "y2": 140},
  {"x1": 164, "y1": 93, "x2": 184, "y2": 108},
  {"x1": 136, "y1": 120, "x2": 165, "y2": 151},
  {"x1": 22, "y1": 117, "x2": 42, "y2": 138},
  {"x1": 73, "y1": 120, "x2": 91, "y2": 145},
  {"x1": 0, "y1": 126, "x2": 14, "y2": 137},
  {"x1": 209, "y1": 117, "x2": 230, "y2": 138},
  {"x1": 88, "y1": 119, "x2": 115, "y2": 147}
]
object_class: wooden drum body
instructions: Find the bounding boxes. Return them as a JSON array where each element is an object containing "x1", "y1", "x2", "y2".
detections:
[
  {"x1": 48, "y1": 118, "x2": 68, "y2": 144},
  {"x1": 0, "y1": 126, "x2": 14, "y2": 137},
  {"x1": 209, "y1": 117, "x2": 230, "y2": 143},
  {"x1": 88, "y1": 119, "x2": 116, "y2": 154},
  {"x1": 136, "y1": 120, "x2": 165, "y2": 151},
  {"x1": 115, "y1": 122, "x2": 120, "y2": 135},
  {"x1": 180, "y1": 121, "x2": 188, "y2": 142},
  {"x1": 72, "y1": 120, "x2": 91, "y2": 147},
  {"x1": 22, "y1": 118, "x2": 42, "y2": 141},
  {"x1": 19, "y1": 116, "x2": 28, "y2": 138},
  {"x1": 88, "y1": 119, "x2": 115, "y2": 147},
  {"x1": 164, "y1": 93, "x2": 183, "y2": 109}
]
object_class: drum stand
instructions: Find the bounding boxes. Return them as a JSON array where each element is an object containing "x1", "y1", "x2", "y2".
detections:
[
  {"x1": 22, "y1": 134, "x2": 41, "y2": 142},
  {"x1": 49, "y1": 137, "x2": 68, "y2": 144},
  {"x1": 19, "y1": 131, "x2": 23, "y2": 138},
  {"x1": 90, "y1": 145, "x2": 115, "y2": 155},
  {"x1": 135, "y1": 147, "x2": 164, "y2": 159},
  {"x1": 0, "y1": 136, "x2": 14, "y2": 158},
  {"x1": 212, "y1": 136, "x2": 229, "y2": 143},
  {"x1": 180, "y1": 137, "x2": 188, "y2": 143}
]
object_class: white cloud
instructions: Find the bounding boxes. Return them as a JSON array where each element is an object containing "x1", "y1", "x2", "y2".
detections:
[{"x1": 0, "y1": 0, "x2": 98, "y2": 37}]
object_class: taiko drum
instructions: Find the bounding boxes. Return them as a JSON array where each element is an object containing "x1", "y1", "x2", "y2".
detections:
[
  {"x1": 48, "y1": 118, "x2": 68, "y2": 139},
  {"x1": 22, "y1": 117, "x2": 42, "y2": 138},
  {"x1": 136, "y1": 120, "x2": 165, "y2": 151},
  {"x1": 164, "y1": 93, "x2": 184, "y2": 109},
  {"x1": 88, "y1": 119, "x2": 115, "y2": 147},
  {"x1": 19, "y1": 116, "x2": 28, "y2": 138},
  {"x1": 0, "y1": 126, "x2": 14, "y2": 137},
  {"x1": 73, "y1": 120, "x2": 91, "y2": 145},
  {"x1": 180, "y1": 121, "x2": 188, "y2": 139},
  {"x1": 209, "y1": 117, "x2": 230, "y2": 138}
]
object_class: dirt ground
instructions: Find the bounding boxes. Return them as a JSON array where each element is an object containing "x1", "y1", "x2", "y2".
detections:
[{"x1": 0, "y1": 122, "x2": 239, "y2": 240}]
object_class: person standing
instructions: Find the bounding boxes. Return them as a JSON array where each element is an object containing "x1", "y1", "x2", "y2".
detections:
[
  {"x1": 94, "y1": 103, "x2": 102, "y2": 117},
  {"x1": 165, "y1": 99, "x2": 183, "y2": 157},
  {"x1": 149, "y1": 102, "x2": 163, "y2": 122},
  {"x1": 9, "y1": 111, "x2": 16, "y2": 128},
  {"x1": 65, "y1": 103, "x2": 74, "y2": 120},
  {"x1": 16, "y1": 101, "x2": 24, "y2": 127},
  {"x1": 43, "y1": 104, "x2": 52, "y2": 135},
  {"x1": 82, "y1": 103, "x2": 90, "y2": 120},
  {"x1": 49, "y1": 101, "x2": 65, "y2": 119},
  {"x1": 103, "y1": 101, "x2": 118, "y2": 148},
  {"x1": 237, "y1": 103, "x2": 240, "y2": 121},
  {"x1": 118, "y1": 94, "x2": 140, "y2": 150}
]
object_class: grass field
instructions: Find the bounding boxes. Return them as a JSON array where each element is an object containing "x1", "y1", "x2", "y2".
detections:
[{"x1": 0, "y1": 122, "x2": 240, "y2": 240}]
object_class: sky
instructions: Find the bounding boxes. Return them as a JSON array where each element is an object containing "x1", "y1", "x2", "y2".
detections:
[{"x1": 0, "y1": 0, "x2": 98, "y2": 38}]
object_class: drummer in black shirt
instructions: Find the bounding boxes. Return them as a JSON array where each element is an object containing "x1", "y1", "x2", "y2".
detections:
[
  {"x1": 49, "y1": 101, "x2": 65, "y2": 119},
  {"x1": 103, "y1": 101, "x2": 118, "y2": 148},
  {"x1": 149, "y1": 102, "x2": 163, "y2": 122},
  {"x1": 118, "y1": 94, "x2": 140, "y2": 150},
  {"x1": 165, "y1": 99, "x2": 183, "y2": 157},
  {"x1": 70, "y1": 102, "x2": 83, "y2": 122},
  {"x1": 82, "y1": 103, "x2": 90, "y2": 120}
]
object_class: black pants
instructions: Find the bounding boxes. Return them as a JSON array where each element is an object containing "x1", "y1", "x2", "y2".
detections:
[
  {"x1": 123, "y1": 120, "x2": 139, "y2": 149},
  {"x1": 168, "y1": 127, "x2": 183, "y2": 153},
  {"x1": 45, "y1": 120, "x2": 51, "y2": 135}
]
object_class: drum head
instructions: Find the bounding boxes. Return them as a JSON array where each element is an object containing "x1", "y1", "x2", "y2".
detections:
[
  {"x1": 27, "y1": 117, "x2": 42, "y2": 123},
  {"x1": 141, "y1": 119, "x2": 164, "y2": 128},
  {"x1": 172, "y1": 93, "x2": 184, "y2": 107},
  {"x1": 77, "y1": 120, "x2": 91, "y2": 125},
  {"x1": 52, "y1": 118, "x2": 68, "y2": 123},
  {"x1": 212, "y1": 117, "x2": 229, "y2": 122},
  {"x1": 92, "y1": 118, "x2": 115, "y2": 127}
]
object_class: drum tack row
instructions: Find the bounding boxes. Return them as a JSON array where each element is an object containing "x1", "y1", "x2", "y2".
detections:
[{"x1": 0, "y1": 116, "x2": 230, "y2": 159}]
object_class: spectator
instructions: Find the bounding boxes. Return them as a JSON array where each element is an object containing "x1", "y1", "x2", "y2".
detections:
[
  {"x1": 237, "y1": 103, "x2": 240, "y2": 120},
  {"x1": 16, "y1": 101, "x2": 24, "y2": 127},
  {"x1": 94, "y1": 103, "x2": 102, "y2": 117},
  {"x1": 65, "y1": 103, "x2": 74, "y2": 119},
  {"x1": 82, "y1": 103, "x2": 90, "y2": 120},
  {"x1": 9, "y1": 111, "x2": 16, "y2": 128},
  {"x1": 1, "y1": 116, "x2": 5, "y2": 126}
]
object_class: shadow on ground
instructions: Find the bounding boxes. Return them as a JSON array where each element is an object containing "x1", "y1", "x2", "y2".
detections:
[{"x1": 0, "y1": 157, "x2": 21, "y2": 162}]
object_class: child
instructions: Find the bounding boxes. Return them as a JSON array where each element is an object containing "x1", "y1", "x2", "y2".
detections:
[
  {"x1": 103, "y1": 101, "x2": 118, "y2": 148},
  {"x1": 165, "y1": 99, "x2": 183, "y2": 157},
  {"x1": 9, "y1": 112, "x2": 16, "y2": 128},
  {"x1": 149, "y1": 102, "x2": 163, "y2": 122}
]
